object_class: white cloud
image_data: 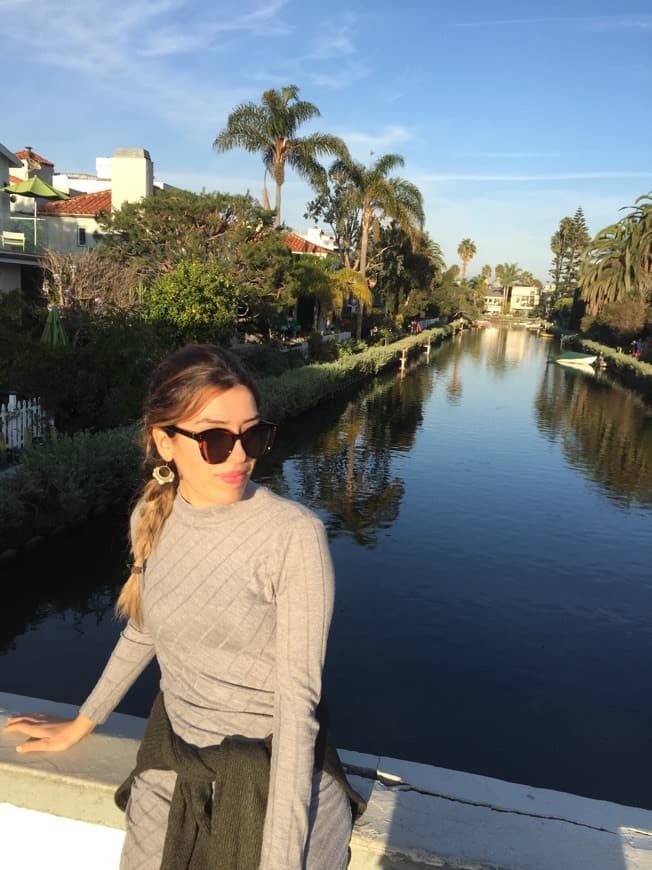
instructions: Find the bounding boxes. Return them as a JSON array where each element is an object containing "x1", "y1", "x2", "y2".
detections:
[
  {"x1": 418, "y1": 171, "x2": 652, "y2": 183},
  {"x1": 458, "y1": 152, "x2": 563, "y2": 159},
  {"x1": 453, "y1": 14, "x2": 652, "y2": 30},
  {"x1": 335, "y1": 125, "x2": 413, "y2": 157}
]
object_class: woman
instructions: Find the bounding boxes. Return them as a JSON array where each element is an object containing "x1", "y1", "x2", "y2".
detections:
[{"x1": 4, "y1": 344, "x2": 361, "y2": 869}]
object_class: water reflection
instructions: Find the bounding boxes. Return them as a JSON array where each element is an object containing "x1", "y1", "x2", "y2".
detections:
[
  {"x1": 535, "y1": 362, "x2": 652, "y2": 506},
  {"x1": 0, "y1": 513, "x2": 129, "y2": 655},
  {"x1": 262, "y1": 361, "x2": 435, "y2": 546}
]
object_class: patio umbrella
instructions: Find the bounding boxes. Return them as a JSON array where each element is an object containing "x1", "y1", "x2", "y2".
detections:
[
  {"x1": 0, "y1": 176, "x2": 70, "y2": 245},
  {"x1": 40, "y1": 304, "x2": 68, "y2": 347}
]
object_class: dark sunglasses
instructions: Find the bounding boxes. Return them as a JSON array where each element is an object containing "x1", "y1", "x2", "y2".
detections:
[{"x1": 165, "y1": 421, "x2": 277, "y2": 464}]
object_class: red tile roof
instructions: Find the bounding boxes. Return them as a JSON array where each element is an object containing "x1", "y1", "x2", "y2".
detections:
[
  {"x1": 39, "y1": 189, "x2": 112, "y2": 216},
  {"x1": 284, "y1": 231, "x2": 334, "y2": 255},
  {"x1": 14, "y1": 149, "x2": 54, "y2": 167}
]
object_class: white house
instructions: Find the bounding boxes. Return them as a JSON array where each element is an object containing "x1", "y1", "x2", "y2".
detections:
[
  {"x1": 40, "y1": 148, "x2": 155, "y2": 252},
  {"x1": 510, "y1": 284, "x2": 540, "y2": 315},
  {"x1": 0, "y1": 143, "x2": 31, "y2": 294},
  {"x1": 483, "y1": 289, "x2": 504, "y2": 315}
]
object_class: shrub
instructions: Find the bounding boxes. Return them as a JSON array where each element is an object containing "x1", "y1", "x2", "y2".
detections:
[
  {"x1": 144, "y1": 261, "x2": 237, "y2": 345},
  {"x1": 7, "y1": 311, "x2": 168, "y2": 433},
  {"x1": 259, "y1": 327, "x2": 449, "y2": 420},
  {"x1": 306, "y1": 332, "x2": 339, "y2": 363},
  {"x1": 0, "y1": 426, "x2": 142, "y2": 553},
  {"x1": 337, "y1": 338, "x2": 368, "y2": 356},
  {"x1": 237, "y1": 344, "x2": 306, "y2": 376}
]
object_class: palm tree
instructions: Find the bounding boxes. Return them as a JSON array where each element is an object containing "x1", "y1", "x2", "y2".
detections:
[
  {"x1": 457, "y1": 238, "x2": 477, "y2": 278},
  {"x1": 329, "y1": 153, "x2": 425, "y2": 338},
  {"x1": 580, "y1": 193, "x2": 652, "y2": 316},
  {"x1": 481, "y1": 264, "x2": 492, "y2": 284},
  {"x1": 213, "y1": 85, "x2": 348, "y2": 228},
  {"x1": 495, "y1": 262, "x2": 523, "y2": 313}
]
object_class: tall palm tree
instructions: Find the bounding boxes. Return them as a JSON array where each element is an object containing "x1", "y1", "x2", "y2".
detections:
[
  {"x1": 481, "y1": 264, "x2": 492, "y2": 284},
  {"x1": 329, "y1": 153, "x2": 425, "y2": 338},
  {"x1": 457, "y1": 238, "x2": 477, "y2": 278},
  {"x1": 213, "y1": 85, "x2": 348, "y2": 228},
  {"x1": 580, "y1": 193, "x2": 652, "y2": 316},
  {"x1": 495, "y1": 262, "x2": 523, "y2": 313}
]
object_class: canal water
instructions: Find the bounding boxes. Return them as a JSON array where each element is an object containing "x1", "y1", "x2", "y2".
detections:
[{"x1": 2, "y1": 328, "x2": 652, "y2": 808}]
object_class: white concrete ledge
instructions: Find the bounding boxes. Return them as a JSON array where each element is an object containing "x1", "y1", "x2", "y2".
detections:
[{"x1": 3, "y1": 692, "x2": 652, "y2": 869}]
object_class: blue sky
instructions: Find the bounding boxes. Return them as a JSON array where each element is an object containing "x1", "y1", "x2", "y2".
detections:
[{"x1": 2, "y1": 0, "x2": 651, "y2": 281}]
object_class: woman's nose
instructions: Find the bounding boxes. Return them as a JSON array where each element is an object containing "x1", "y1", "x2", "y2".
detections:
[{"x1": 230, "y1": 436, "x2": 248, "y2": 461}]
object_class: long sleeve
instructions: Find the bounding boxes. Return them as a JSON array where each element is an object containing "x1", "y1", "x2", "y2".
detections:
[
  {"x1": 78, "y1": 618, "x2": 155, "y2": 724},
  {"x1": 258, "y1": 513, "x2": 335, "y2": 870}
]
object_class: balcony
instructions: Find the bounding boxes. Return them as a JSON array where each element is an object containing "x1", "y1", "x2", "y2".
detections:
[{"x1": 0, "y1": 215, "x2": 49, "y2": 255}]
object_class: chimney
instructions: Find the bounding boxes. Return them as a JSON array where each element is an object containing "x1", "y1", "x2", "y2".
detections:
[{"x1": 111, "y1": 148, "x2": 154, "y2": 211}]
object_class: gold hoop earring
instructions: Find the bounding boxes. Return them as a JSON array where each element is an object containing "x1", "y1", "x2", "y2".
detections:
[{"x1": 152, "y1": 464, "x2": 175, "y2": 485}]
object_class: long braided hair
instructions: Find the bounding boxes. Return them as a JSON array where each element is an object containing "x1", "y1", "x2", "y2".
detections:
[{"x1": 115, "y1": 344, "x2": 260, "y2": 626}]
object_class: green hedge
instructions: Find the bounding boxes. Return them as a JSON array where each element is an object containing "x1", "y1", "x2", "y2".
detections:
[
  {"x1": 258, "y1": 328, "x2": 449, "y2": 420},
  {"x1": 0, "y1": 426, "x2": 141, "y2": 554},
  {"x1": 567, "y1": 337, "x2": 652, "y2": 399},
  {"x1": 1, "y1": 328, "x2": 448, "y2": 555}
]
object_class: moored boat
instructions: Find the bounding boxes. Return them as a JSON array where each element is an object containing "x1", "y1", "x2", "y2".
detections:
[{"x1": 551, "y1": 350, "x2": 597, "y2": 367}]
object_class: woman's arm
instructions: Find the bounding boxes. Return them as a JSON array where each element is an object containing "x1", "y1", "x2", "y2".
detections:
[
  {"x1": 259, "y1": 512, "x2": 335, "y2": 870},
  {"x1": 3, "y1": 618, "x2": 155, "y2": 753},
  {"x1": 78, "y1": 618, "x2": 156, "y2": 725}
]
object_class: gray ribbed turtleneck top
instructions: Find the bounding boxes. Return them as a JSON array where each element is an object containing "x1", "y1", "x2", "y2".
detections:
[{"x1": 79, "y1": 482, "x2": 335, "y2": 870}]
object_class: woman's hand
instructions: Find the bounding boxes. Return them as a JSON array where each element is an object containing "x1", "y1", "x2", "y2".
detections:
[{"x1": 2, "y1": 712, "x2": 96, "y2": 753}]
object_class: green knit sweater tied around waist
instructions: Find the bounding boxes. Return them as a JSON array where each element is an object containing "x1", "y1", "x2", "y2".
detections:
[{"x1": 115, "y1": 693, "x2": 366, "y2": 870}]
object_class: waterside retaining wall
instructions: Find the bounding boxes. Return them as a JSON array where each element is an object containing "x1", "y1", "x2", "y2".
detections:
[{"x1": 3, "y1": 692, "x2": 652, "y2": 869}]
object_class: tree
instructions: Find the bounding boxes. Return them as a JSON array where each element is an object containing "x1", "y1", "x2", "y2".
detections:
[
  {"x1": 495, "y1": 262, "x2": 523, "y2": 312},
  {"x1": 144, "y1": 261, "x2": 237, "y2": 344},
  {"x1": 481, "y1": 264, "x2": 492, "y2": 284},
  {"x1": 96, "y1": 189, "x2": 269, "y2": 281},
  {"x1": 549, "y1": 208, "x2": 590, "y2": 300},
  {"x1": 457, "y1": 238, "x2": 477, "y2": 278},
  {"x1": 213, "y1": 84, "x2": 348, "y2": 228},
  {"x1": 327, "y1": 153, "x2": 425, "y2": 338},
  {"x1": 96, "y1": 189, "x2": 310, "y2": 330},
  {"x1": 563, "y1": 208, "x2": 591, "y2": 296},
  {"x1": 431, "y1": 265, "x2": 464, "y2": 318},
  {"x1": 41, "y1": 248, "x2": 140, "y2": 311},
  {"x1": 580, "y1": 193, "x2": 652, "y2": 317},
  {"x1": 305, "y1": 162, "x2": 361, "y2": 268},
  {"x1": 371, "y1": 224, "x2": 445, "y2": 319}
]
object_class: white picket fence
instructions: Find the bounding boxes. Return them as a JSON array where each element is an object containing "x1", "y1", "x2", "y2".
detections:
[{"x1": 0, "y1": 395, "x2": 52, "y2": 449}]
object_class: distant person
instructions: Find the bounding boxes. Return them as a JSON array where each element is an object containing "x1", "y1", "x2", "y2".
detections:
[
  {"x1": 4, "y1": 344, "x2": 364, "y2": 869},
  {"x1": 636, "y1": 338, "x2": 644, "y2": 360},
  {"x1": 415, "y1": 321, "x2": 423, "y2": 334}
]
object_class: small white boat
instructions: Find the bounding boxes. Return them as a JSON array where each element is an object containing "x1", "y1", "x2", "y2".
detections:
[{"x1": 552, "y1": 351, "x2": 597, "y2": 367}]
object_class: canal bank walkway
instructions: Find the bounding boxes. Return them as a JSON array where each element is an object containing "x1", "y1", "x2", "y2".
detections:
[{"x1": 2, "y1": 693, "x2": 652, "y2": 869}]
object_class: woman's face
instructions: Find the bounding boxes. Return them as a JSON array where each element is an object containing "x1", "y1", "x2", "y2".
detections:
[{"x1": 153, "y1": 384, "x2": 260, "y2": 506}]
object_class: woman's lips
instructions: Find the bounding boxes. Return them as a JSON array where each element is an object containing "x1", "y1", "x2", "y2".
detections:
[{"x1": 216, "y1": 470, "x2": 247, "y2": 486}]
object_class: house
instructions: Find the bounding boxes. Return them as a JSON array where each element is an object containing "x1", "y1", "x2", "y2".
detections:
[
  {"x1": 11, "y1": 147, "x2": 55, "y2": 185},
  {"x1": 39, "y1": 148, "x2": 155, "y2": 252},
  {"x1": 0, "y1": 143, "x2": 35, "y2": 295},
  {"x1": 510, "y1": 285, "x2": 540, "y2": 316},
  {"x1": 284, "y1": 228, "x2": 336, "y2": 257},
  {"x1": 483, "y1": 289, "x2": 505, "y2": 315}
]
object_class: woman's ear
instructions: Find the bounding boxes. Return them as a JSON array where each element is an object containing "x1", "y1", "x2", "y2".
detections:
[{"x1": 152, "y1": 427, "x2": 174, "y2": 463}]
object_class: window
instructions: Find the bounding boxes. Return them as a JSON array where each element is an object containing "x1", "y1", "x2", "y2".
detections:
[{"x1": 78, "y1": 227, "x2": 87, "y2": 246}]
